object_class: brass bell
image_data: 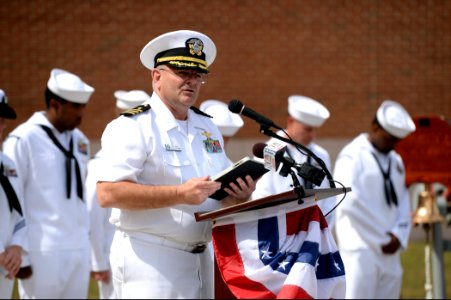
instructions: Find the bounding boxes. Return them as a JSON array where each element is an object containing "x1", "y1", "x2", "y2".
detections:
[{"x1": 412, "y1": 190, "x2": 445, "y2": 224}]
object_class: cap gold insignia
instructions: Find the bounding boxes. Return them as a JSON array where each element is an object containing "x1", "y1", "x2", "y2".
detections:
[{"x1": 186, "y1": 38, "x2": 204, "y2": 56}]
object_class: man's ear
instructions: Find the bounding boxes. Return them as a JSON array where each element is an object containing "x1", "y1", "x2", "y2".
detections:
[
  {"x1": 49, "y1": 98, "x2": 61, "y2": 110},
  {"x1": 370, "y1": 121, "x2": 380, "y2": 133}
]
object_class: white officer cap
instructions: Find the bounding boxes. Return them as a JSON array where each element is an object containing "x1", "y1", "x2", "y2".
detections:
[
  {"x1": 47, "y1": 68, "x2": 94, "y2": 104},
  {"x1": 200, "y1": 99, "x2": 243, "y2": 137},
  {"x1": 140, "y1": 30, "x2": 216, "y2": 73},
  {"x1": 288, "y1": 95, "x2": 330, "y2": 127},
  {"x1": 114, "y1": 90, "x2": 151, "y2": 110},
  {"x1": 376, "y1": 100, "x2": 416, "y2": 139},
  {"x1": 0, "y1": 89, "x2": 17, "y2": 119}
]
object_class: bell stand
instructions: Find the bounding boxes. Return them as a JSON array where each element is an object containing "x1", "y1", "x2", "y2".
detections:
[
  {"x1": 426, "y1": 186, "x2": 449, "y2": 300},
  {"x1": 395, "y1": 115, "x2": 451, "y2": 299},
  {"x1": 413, "y1": 183, "x2": 447, "y2": 299}
]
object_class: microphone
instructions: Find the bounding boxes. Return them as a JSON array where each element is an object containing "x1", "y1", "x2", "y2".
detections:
[
  {"x1": 228, "y1": 99, "x2": 283, "y2": 130},
  {"x1": 252, "y1": 142, "x2": 295, "y2": 176},
  {"x1": 252, "y1": 142, "x2": 326, "y2": 186}
]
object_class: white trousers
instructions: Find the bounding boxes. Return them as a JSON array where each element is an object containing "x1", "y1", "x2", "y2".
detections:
[
  {"x1": 340, "y1": 248, "x2": 402, "y2": 299},
  {"x1": 0, "y1": 275, "x2": 14, "y2": 299},
  {"x1": 110, "y1": 231, "x2": 214, "y2": 299},
  {"x1": 18, "y1": 249, "x2": 90, "y2": 299},
  {"x1": 98, "y1": 280, "x2": 115, "y2": 299}
]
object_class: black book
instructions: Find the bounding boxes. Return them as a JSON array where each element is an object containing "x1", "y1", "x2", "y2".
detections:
[{"x1": 210, "y1": 156, "x2": 269, "y2": 200}]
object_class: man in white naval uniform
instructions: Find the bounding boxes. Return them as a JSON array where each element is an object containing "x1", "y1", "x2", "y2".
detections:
[
  {"x1": 86, "y1": 89, "x2": 150, "y2": 299},
  {"x1": 333, "y1": 100, "x2": 416, "y2": 299},
  {"x1": 3, "y1": 69, "x2": 94, "y2": 299},
  {"x1": 0, "y1": 89, "x2": 29, "y2": 298},
  {"x1": 251, "y1": 95, "x2": 337, "y2": 229},
  {"x1": 96, "y1": 30, "x2": 256, "y2": 299}
]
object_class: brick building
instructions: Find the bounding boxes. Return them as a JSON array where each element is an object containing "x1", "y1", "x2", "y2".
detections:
[{"x1": 1, "y1": 0, "x2": 450, "y2": 162}]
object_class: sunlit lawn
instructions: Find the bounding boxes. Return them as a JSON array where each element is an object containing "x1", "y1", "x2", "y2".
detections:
[
  {"x1": 401, "y1": 240, "x2": 451, "y2": 299},
  {"x1": 10, "y1": 240, "x2": 451, "y2": 299}
]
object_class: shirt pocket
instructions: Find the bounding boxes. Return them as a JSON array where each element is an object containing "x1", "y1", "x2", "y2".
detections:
[{"x1": 162, "y1": 151, "x2": 193, "y2": 184}]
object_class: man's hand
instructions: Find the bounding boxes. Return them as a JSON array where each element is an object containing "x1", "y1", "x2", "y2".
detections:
[
  {"x1": 178, "y1": 176, "x2": 222, "y2": 205},
  {"x1": 381, "y1": 232, "x2": 401, "y2": 254},
  {"x1": 221, "y1": 175, "x2": 256, "y2": 207},
  {"x1": 0, "y1": 245, "x2": 22, "y2": 279},
  {"x1": 91, "y1": 270, "x2": 111, "y2": 284}
]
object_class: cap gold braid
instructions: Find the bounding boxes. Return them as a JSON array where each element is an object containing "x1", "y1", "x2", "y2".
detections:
[{"x1": 156, "y1": 55, "x2": 208, "y2": 70}]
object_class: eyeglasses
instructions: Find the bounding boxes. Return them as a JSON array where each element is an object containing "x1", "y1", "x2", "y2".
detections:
[{"x1": 157, "y1": 68, "x2": 208, "y2": 84}]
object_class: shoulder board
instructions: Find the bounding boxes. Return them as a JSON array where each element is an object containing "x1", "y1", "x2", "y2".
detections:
[
  {"x1": 190, "y1": 106, "x2": 212, "y2": 118},
  {"x1": 121, "y1": 104, "x2": 151, "y2": 117},
  {"x1": 5, "y1": 134, "x2": 20, "y2": 141}
]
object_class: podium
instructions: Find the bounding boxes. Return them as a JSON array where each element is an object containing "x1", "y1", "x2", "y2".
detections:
[
  {"x1": 195, "y1": 187, "x2": 351, "y2": 222},
  {"x1": 195, "y1": 186, "x2": 351, "y2": 299}
]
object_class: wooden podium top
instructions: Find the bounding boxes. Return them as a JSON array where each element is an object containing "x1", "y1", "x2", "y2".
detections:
[{"x1": 195, "y1": 187, "x2": 351, "y2": 222}]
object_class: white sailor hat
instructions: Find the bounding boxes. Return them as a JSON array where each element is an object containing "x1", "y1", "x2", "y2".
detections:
[
  {"x1": 114, "y1": 90, "x2": 151, "y2": 110},
  {"x1": 288, "y1": 95, "x2": 330, "y2": 127},
  {"x1": 140, "y1": 30, "x2": 216, "y2": 73},
  {"x1": 376, "y1": 100, "x2": 416, "y2": 139},
  {"x1": 200, "y1": 99, "x2": 244, "y2": 137},
  {"x1": 0, "y1": 89, "x2": 17, "y2": 119},
  {"x1": 47, "y1": 68, "x2": 95, "y2": 104}
]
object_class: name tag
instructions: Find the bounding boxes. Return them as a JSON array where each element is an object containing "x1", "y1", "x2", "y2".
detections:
[{"x1": 165, "y1": 144, "x2": 182, "y2": 152}]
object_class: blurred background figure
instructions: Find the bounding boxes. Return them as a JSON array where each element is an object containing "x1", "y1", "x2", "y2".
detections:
[
  {"x1": 333, "y1": 100, "x2": 416, "y2": 299},
  {"x1": 200, "y1": 99, "x2": 243, "y2": 150},
  {"x1": 86, "y1": 89, "x2": 150, "y2": 299},
  {"x1": 251, "y1": 95, "x2": 337, "y2": 229},
  {"x1": 3, "y1": 68, "x2": 94, "y2": 299},
  {"x1": 0, "y1": 89, "x2": 28, "y2": 299}
]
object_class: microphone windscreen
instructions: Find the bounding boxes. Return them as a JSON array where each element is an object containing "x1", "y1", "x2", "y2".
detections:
[
  {"x1": 228, "y1": 99, "x2": 243, "y2": 113},
  {"x1": 252, "y1": 142, "x2": 267, "y2": 159}
]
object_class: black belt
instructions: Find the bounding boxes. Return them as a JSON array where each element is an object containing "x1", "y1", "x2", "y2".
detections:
[{"x1": 191, "y1": 243, "x2": 207, "y2": 254}]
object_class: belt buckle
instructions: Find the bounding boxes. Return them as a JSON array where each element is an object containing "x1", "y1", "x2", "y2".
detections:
[{"x1": 191, "y1": 243, "x2": 206, "y2": 254}]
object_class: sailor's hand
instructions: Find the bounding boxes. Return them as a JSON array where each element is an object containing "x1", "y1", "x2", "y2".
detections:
[
  {"x1": 381, "y1": 232, "x2": 401, "y2": 254},
  {"x1": 178, "y1": 176, "x2": 221, "y2": 205},
  {"x1": 221, "y1": 175, "x2": 256, "y2": 207}
]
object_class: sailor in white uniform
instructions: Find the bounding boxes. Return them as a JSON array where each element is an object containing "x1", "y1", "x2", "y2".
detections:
[
  {"x1": 251, "y1": 95, "x2": 337, "y2": 229},
  {"x1": 96, "y1": 30, "x2": 256, "y2": 299},
  {"x1": 86, "y1": 89, "x2": 150, "y2": 299},
  {"x1": 3, "y1": 69, "x2": 94, "y2": 299},
  {"x1": 333, "y1": 100, "x2": 415, "y2": 299},
  {"x1": 0, "y1": 89, "x2": 28, "y2": 299}
]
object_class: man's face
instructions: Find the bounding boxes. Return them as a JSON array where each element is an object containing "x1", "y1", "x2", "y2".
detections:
[
  {"x1": 286, "y1": 116, "x2": 317, "y2": 146},
  {"x1": 153, "y1": 66, "x2": 206, "y2": 118},
  {"x1": 54, "y1": 100, "x2": 86, "y2": 131},
  {"x1": 0, "y1": 117, "x2": 6, "y2": 140},
  {"x1": 371, "y1": 123, "x2": 401, "y2": 154}
]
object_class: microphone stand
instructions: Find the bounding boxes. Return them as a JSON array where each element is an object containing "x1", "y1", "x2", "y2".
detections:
[
  {"x1": 260, "y1": 125, "x2": 336, "y2": 188},
  {"x1": 289, "y1": 169, "x2": 305, "y2": 204}
]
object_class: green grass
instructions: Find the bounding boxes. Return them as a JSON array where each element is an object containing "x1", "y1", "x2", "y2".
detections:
[
  {"x1": 12, "y1": 277, "x2": 99, "y2": 299},
  {"x1": 10, "y1": 241, "x2": 451, "y2": 299},
  {"x1": 401, "y1": 240, "x2": 451, "y2": 299}
]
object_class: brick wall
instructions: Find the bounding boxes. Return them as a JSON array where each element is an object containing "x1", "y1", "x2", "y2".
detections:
[{"x1": 1, "y1": 0, "x2": 450, "y2": 145}]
